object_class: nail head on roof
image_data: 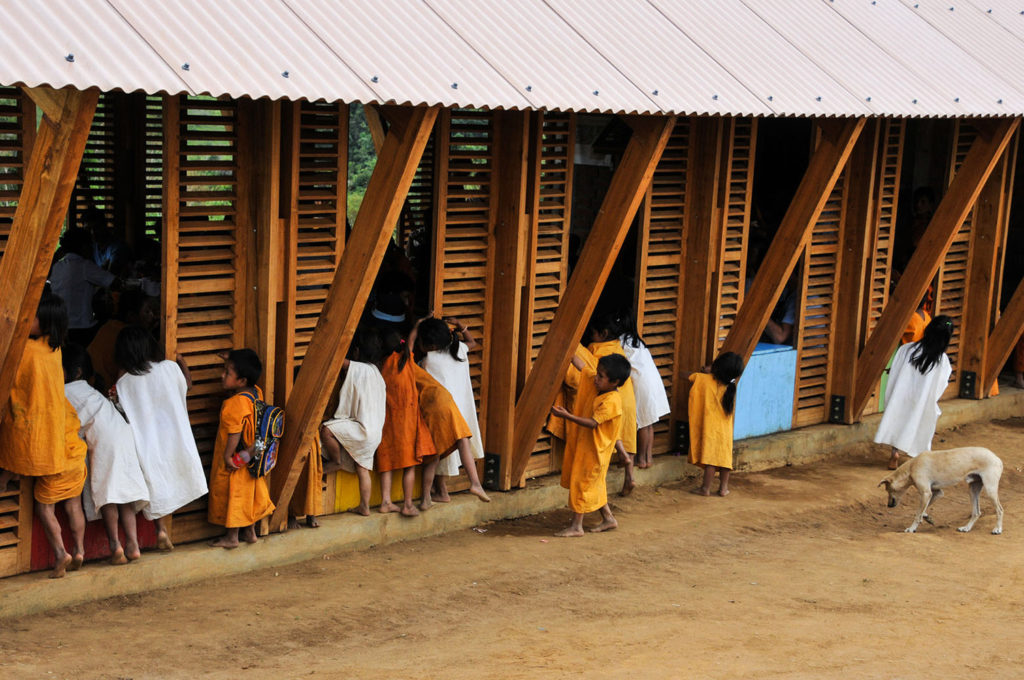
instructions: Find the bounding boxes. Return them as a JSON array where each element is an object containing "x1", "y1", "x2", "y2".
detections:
[
  {"x1": 65, "y1": 53, "x2": 75, "y2": 63},
  {"x1": 281, "y1": 71, "x2": 289, "y2": 78},
  {"x1": 525, "y1": 85, "x2": 533, "y2": 92},
  {"x1": 955, "y1": 97, "x2": 960, "y2": 102},
  {"x1": 371, "y1": 75, "x2": 379, "y2": 83},
  {"x1": 182, "y1": 62, "x2": 190, "y2": 71},
  {"x1": 912, "y1": 99, "x2": 918, "y2": 104},
  {"x1": 652, "y1": 89, "x2": 659, "y2": 96},
  {"x1": 767, "y1": 95, "x2": 773, "y2": 101},
  {"x1": 998, "y1": 98, "x2": 1004, "y2": 104},
  {"x1": 451, "y1": 82, "x2": 458, "y2": 89},
  {"x1": 866, "y1": 96, "x2": 872, "y2": 102},
  {"x1": 816, "y1": 96, "x2": 822, "y2": 102},
  {"x1": 593, "y1": 90, "x2": 599, "y2": 96},
  {"x1": 713, "y1": 94, "x2": 719, "y2": 100}
]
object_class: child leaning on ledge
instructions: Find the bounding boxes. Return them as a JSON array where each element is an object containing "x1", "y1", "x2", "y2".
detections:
[
  {"x1": 549, "y1": 352, "x2": 631, "y2": 537},
  {"x1": 208, "y1": 349, "x2": 275, "y2": 549}
]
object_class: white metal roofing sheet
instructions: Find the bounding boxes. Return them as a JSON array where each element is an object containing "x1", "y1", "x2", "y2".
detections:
[
  {"x1": 650, "y1": 0, "x2": 872, "y2": 117},
  {"x1": 425, "y1": 0, "x2": 661, "y2": 114},
  {"x1": 286, "y1": 0, "x2": 531, "y2": 110},
  {"x1": 0, "y1": 0, "x2": 1022, "y2": 117},
  {"x1": 545, "y1": 0, "x2": 773, "y2": 116},
  {"x1": 0, "y1": 0, "x2": 190, "y2": 96},
  {"x1": 747, "y1": 0, "x2": 960, "y2": 117},
  {"x1": 109, "y1": 0, "x2": 378, "y2": 103},
  {"x1": 826, "y1": 0, "x2": 1024, "y2": 115}
]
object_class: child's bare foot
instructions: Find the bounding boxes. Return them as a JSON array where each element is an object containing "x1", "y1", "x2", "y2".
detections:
[
  {"x1": 124, "y1": 539, "x2": 141, "y2": 561},
  {"x1": 717, "y1": 488, "x2": 730, "y2": 497},
  {"x1": 241, "y1": 526, "x2": 258, "y2": 544},
  {"x1": 305, "y1": 515, "x2": 320, "y2": 528},
  {"x1": 209, "y1": 536, "x2": 239, "y2": 549},
  {"x1": 400, "y1": 503, "x2": 420, "y2": 518},
  {"x1": 555, "y1": 526, "x2": 585, "y2": 537},
  {"x1": 619, "y1": 479, "x2": 637, "y2": 497},
  {"x1": 348, "y1": 505, "x2": 371, "y2": 517},
  {"x1": 419, "y1": 497, "x2": 433, "y2": 512},
  {"x1": 156, "y1": 531, "x2": 174, "y2": 551},
  {"x1": 109, "y1": 546, "x2": 128, "y2": 565},
  {"x1": 50, "y1": 554, "x2": 72, "y2": 579},
  {"x1": 468, "y1": 485, "x2": 491, "y2": 502},
  {"x1": 379, "y1": 501, "x2": 400, "y2": 514},
  {"x1": 430, "y1": 490, "x2": 452, "y2": 503},
  {"x1": 690, "y1": 487, "x2": 711, "y2": 497},
  {"x1": 287, "y1": 516, "x2": 301, "y2": 530},
  {"x1": 69, "y1": 553, "x2": 84, "y2": 571},
  {"x1": 590, "y1": 518, "x2": 618, "y2": 533}
]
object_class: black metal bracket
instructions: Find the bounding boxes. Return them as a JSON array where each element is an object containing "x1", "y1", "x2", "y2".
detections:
[
  {"x1": 829, "y1": 394, "x2": 846, "y2": 423},
  {"x1": 675, "y1": 421, "x2": 689, "y2": 454},
  {"x1": 483, "y1": 452, "x2": 502, "y2": 491},
  {"x1": 960, "y1": 370, "x2": 977, "y2": 399}
]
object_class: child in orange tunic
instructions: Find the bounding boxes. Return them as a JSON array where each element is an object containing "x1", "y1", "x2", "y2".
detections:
[
  {"x1": 0, "y1": 294, "x2": 88, "y2": 578},
  {"x1": 376, "y1": 327, "x2": 436, "y2": 517},
  {"x1": 549, "y1": 353, "x2": 631, "y2": 537},
  {"x1": 688, "y1": 352, "x2": 745, "y2": 497},
  {"x1": 208, "y1": 349, "x2": 275, "y2": 549}
]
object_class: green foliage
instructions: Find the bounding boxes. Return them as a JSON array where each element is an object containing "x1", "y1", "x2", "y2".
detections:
[{"x1": 348, "y1": 103, "x2": 377, "y2": 219}]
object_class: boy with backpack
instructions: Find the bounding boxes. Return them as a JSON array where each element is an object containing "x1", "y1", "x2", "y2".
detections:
[{"x1": 208, "y1": 349, "x2": 277, "y2": 549}]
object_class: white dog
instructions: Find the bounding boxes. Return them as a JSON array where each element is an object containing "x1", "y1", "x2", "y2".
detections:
[{"x1": 878, "y1": 447, "x2": 1004, "y2": 535}]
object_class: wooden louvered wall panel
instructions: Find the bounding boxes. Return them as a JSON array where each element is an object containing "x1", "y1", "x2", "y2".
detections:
[
  {"x1": 143, "y1": 95, "x2": 164, "y2": 236},
  {"x1": 860, "y1": 119, "x2": 905, "y2": 416},
  {"x1": 162, "y1": 96, "x2": 248, "y2": 540},
  {"x1": 711, "y1": 118, "x2": 757, "y2": 353},
  {"x1": 521, "y1": 112, "x2": 574, "y2": 480},
  {"x1": 0, "y1": 86, "x2": 35, "y2": 576},
  {"x1": 635, "y1": 118, "x2": 690, "y2": 450},
  {"x1": 936, "y1": 122, "x2": 976, "y2": 397},
  {"x1": 398, "y1": 134, "x2": 434, "y2": 253},
  {"x1": 289, "y1": 102, "x2": 347, "y2": 374},
  {"x1": 72, "y1": 94, "x2": 116, "y2": 229},
  {"x1": 793, "y1": 171, "x2": 846, "y2": 428},
  {"x1": 431, "y1": 110, "x2": 495, "y2": 419}
]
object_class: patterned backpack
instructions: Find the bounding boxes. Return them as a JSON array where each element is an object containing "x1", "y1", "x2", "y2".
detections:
[{"x1": 238, "y1": 390, "x2": 285, "y2": 478}]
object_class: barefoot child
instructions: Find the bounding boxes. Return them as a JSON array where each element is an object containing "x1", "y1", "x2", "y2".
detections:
[
  {"x1": 115, "y1": 326, "x2": 207, "y2": 550},
  {"x1": 375, "y1": 324, "x2": 436, "y2": 517},
  {"x1": 586, "y1": 314, "x2": 638, "y2": 496},
  {"x1": 549, "y1": 353, "x2": 631, "y2": 537},
  {"x1": 0, "y1": 294, "x2": 88, "y2": 577},
  {"x1": 320, "y1": 327, "x2": 387, "y2": 517},
  {"x1": 618, "y1": 314, "x2": 670, "y2": 470},
  {"x1": 63, "y1": 344, "x2": 149, "y2": 564},
  {"x1": 414, "y1": 317, "x2": 490, "y2": 504},
  {"x1": 208, "y1": 350, "x2": 275, "y2": 548},
  {"x1": 688, "y1": 352, "x2": 744, "y2": 497}
]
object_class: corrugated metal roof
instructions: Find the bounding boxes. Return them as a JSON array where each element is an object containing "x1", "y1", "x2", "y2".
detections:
[{"x1": 1, "y1": 0, "x2": 1023, "y2": 117}]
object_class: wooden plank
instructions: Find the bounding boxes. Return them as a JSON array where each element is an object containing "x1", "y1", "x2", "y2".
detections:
[
  {"x1": 485, "y1": 110, "x2": 529, "y2": 490},
  {"x1": 364, "y1": 104, "x2": 385, "y2": 153},
  {"x1": 161, "y1": 95, "x2": 181, "y2": 356},
  {"x1": 960, "y1": 147, "x2": 1010, "y2": 398},
  {"x1": 852, "y1": 117, "x2": 1019, "y2": 417},
  {"x1": 269, "y1": 105, "x2": 439, "y2": 529},
  {"x1": 720, "y1": 117, "x2": 865, "y2": 363},
  {"x1": 0, "y1": 87, "x2": 98, "y2": 426},
  {"x1": 507, "y1": 115, "x2": 676, "y2": 488},
  {"x1": 829, "y1": 120, "x2": 880, "y2": 423},
  {"x1": 985, "y1": 271, "x2": 1024, "y2": 391}
]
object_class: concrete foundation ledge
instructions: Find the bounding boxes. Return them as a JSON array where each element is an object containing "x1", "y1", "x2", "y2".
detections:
[{"x1": 2, "y1": 389, "x2": 1021, "y2": 620}]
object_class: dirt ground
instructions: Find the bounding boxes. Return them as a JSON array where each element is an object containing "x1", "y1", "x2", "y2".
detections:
[{"x1": 3, "y1": 419, "x2": 1024, "y2": 679}]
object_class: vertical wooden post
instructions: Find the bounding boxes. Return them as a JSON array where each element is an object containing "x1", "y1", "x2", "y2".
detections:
[
  {"x1": 675, "y1": 117, "x2": 724, "y2": 398},
  {"x1": 984, "y1": 275, "x2": 1024, "y2": 390},
  {"x1": 484, "y1": 110, "x2": 529, "y2": 490},
  {"x1": 275, "y1": 101, "x2": 301, "y2": 398},
  {"x1": 959, "y1": 149, "x2": 1011, "y2": 398},
  {"x1": 160, "y1": 95, "x2": 181, "y2": 358},
  {"x1": 853, "y1": 118, "x2": 1019, "y2": 416},
  {"x1": 0, "y1": 87, "x2": 98, "y2": 418},
  {"x1": 245, "y1": 99, "x2": 283, "y2": 400},
  {"x1": 507, "y1": 115, "x2": 676, "y2": 487},
  {"x1": 720, "y1": 118, "x2": 865, "y2": 364},
  {"x1": 269, "y1": 105, "x2": 439, "y2": 529},
  {"x1": 829, "y1": 120, "x2": 880, "y2": 423}
]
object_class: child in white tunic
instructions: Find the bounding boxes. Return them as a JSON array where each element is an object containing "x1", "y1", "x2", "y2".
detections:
[
  {"x1": 63, "y1": 344, "x2": 149, "y2": 565},
  {"x1": 619, "y1": 317, "x2": 671, "y2": 469},
  {"x1": 875, "y1": 315, "x2": 954, "y2": 470},
  {"x1": 414, "y1": 317, "x2": 490, "y2": 503},
  {"x1": 320, "y1": 327, "x2": 388, "y2": 516},
  {"x1": 114, "y1": 326, "x2": 207, "y2": 550}
]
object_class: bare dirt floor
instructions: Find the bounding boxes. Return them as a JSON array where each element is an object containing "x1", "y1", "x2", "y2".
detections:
[{"x1": 4, "y1": 419, "x2": 1024, "y2": 680}]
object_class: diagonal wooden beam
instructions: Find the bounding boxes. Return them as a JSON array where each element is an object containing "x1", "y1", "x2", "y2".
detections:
[
  {"x1": 506, "y1": 115, "x2": 676, "y2": 488},
  {"x1": 960, "y1": 146, "x2": 1012, "y2": 398},
  {"x1": 829, "y1": 120, "x2": 881, "y2": 423},
  {"x1": 720, "y1": 118, "x2": 865, "y2": 363},
  {"x1": 269, "y1": 105, "x2": 439, "y2": 530},
  {"x1": 852, "y1": 117, "x2": 1019, "y2": 416},
  {"x1": 984, "y1": 274, "x2": 1024, "y2": 392},
  {"x1": 0, "y1": 86, "x2": 98, "y2": 425}
]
